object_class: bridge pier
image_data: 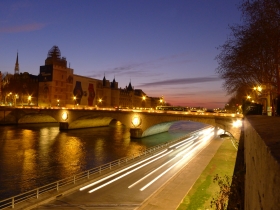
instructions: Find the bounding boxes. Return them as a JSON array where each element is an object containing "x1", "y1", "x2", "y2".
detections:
[
  {"x1": 130, "y1": 128, "x2": 143, "y2": 138},
  {"x1": 59, "y1": 122, "x2": 69, "y2": 130}
]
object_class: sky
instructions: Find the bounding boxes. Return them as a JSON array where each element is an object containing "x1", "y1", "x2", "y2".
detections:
[{"x1": 0, "y1": 0, "x2": 242, "y2": 109}]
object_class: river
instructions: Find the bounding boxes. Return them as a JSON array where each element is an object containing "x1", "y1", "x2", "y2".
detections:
[{"x1": 0, "y1": 121, "x2": 206, "y2": 200}]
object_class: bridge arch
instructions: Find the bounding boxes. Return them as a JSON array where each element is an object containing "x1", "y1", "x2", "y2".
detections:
[
  {"x1": 18, "y1": 113, "x2": 57, "y2": 124},
  {"x1": 67, "y1": 115, "x2": 126, "y2": 129}
]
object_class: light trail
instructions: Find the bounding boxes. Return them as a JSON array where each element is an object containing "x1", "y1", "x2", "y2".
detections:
[
  {"x1": 140, "y1": 158, "x2": 183, "y2": 191},
  {"x1": 80, "y1": 149, "x2": 168, "y2": 191},
  {"x1": 82, "y1": 129, "x2": 214, "y2": 194},
  {"x1": 128, "y1": 155, "x2": 178, "y2": 189},
  {"x1": 129, "y1": 139, "x2": 196, "y2": 189},
  {"x1": 140, "y1": 132, "x2": 214, "y2": 191},
  {"x1": 88, "y1": 150, "x2": 174, "y2": 193},
  {"x1": 169, "y1": 136, "x2": 195, "y2": 148},
  {"x1": 175, "y1": 138, "x2": 196, "y2": 149}
]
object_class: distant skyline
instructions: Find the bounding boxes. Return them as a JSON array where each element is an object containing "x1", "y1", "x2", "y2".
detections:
[{"x1": 0, "y1": 0, "x2": 242, "y2": 109}]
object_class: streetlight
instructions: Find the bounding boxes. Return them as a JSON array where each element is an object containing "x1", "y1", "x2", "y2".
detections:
[
  {"x1": 73, "y1": 96, "x2": 76, "y2": 108},
  {"x1": 14, "y1": 94, "x2": 18, "y2": 107},
  {"x1": 142, "y1": 96, "x2": 146, "y2": 109},
  {"x1": 98, "y1": 98, "x2": 102, "y2": 107},
  {"x1": 159, "y1": 96, "x2": 164, "y2": 107},
  {"x1": 28, "y1": 96, "x2": 31, "y2": 105},
  {"x1": 5, "y1": 92, "x2": 12, "y2": 105},
  {"x1": 57, "y1": 99, "x2": 60, "y2": 107},
  {"x1": 256, "y1": 86, "x2": 262, "y2": 92}
]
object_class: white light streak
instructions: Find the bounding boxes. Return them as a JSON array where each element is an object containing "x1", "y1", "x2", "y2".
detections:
[
  {"x1": 80, "y1": 149, "x2": 168, "y2": 191},
  {"x1": 129, "y1": 138, "x2": 198, "y2": 188},
  {"x1": 175, "y1": 139, "x2": 195, "y2": 149},
  {"x1": 88, "y1": 150, "x2": 174, "y2": 193},
  {"x1": 140, "y1": 132, "x2": 214, "y2": 191},
  {"x1": 169, "y1": 136, "x2": 195, "y2": 148},
  {"x1": 140, "y1": 158, "x2": 181, "y2": 191},
  {"x1": 128, "y1": 155, "x2": 178, "y2": 188}
]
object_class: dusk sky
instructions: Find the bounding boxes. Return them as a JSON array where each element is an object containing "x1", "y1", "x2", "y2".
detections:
[{"x1": 0, "y1": 0, "x2": 242, "y2": 109}]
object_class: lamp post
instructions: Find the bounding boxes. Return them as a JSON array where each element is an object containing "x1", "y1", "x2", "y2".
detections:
[
  {"x1": 159, "y1": 97, "x2": 164, "y2": 106},
  {"x1": 28, "y1": 95, "x2": 31, "y2": 106},
  {"x1": 73, "y1": 96, "x2": 76, "y2": 108},
  {"x1": 5, "y1": 92, "x2": 12, "y2": 106},
  {"x1": 142, "y1": 96, "x2": 146, "y2": 109},
  {"x1": 98, "y1": 98, "x2": 102, "y2": 107},
  {"x1": 14, "y1": 94, "x2": 18, "y2": 107}
]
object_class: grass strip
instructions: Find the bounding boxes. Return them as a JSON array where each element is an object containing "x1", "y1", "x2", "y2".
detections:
[{"x1": 177, "y1": 137, "x2": 237, "y2": 210}]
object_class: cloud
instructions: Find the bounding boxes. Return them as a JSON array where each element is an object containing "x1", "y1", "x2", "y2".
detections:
[
  {"x1": 86, "y1": 52, "x2": 193, "y2": 79},
  {"x1": 138, "y1": 76, "x2": 222, "y2": 87},
  {"x1": 0, "y1": 23, "x2": 46, "y2": 33}
]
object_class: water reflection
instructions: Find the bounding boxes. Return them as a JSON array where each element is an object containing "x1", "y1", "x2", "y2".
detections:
[{"x1": 0, "y1": 121, "x2": 205, "y2": 200}]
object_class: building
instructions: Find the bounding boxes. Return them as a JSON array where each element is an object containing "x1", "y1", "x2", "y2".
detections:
[
  {"x1": 5, "y1": 46, "x2": 160, "y2": 109},
  {"x1": 1, "y1": 52, "x2": 38, "y2": 106},
  {"x1": 38, "y1": 46, "x2": 120, "y2": 108}
]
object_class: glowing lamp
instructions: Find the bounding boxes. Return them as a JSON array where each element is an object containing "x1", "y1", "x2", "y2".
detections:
[
  {"x1": 61, "y1": 112, "x2": 68, "y2": 121},
  {"x1": 233, "y1": 119, "x2": 242, "y2": 128},
  {"x1": 132, "y1": 116, "x2": 141, "y2": 127}
]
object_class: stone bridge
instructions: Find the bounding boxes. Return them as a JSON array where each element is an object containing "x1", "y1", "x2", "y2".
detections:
[{"x1": 0, "y1": 107, "x2": 242, "y2": 139}]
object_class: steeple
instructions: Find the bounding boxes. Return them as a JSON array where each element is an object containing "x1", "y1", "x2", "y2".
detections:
[
  {"x1": 127, "y1": 79, "x2": 133, "y2": 91},
  {"x1": 14, "y1": 51, "x2": 19, "y2": 74},
  {"x1": 103, "y1": 73, "x2": 106, "y2": 86},
  {"x1": 111, "y1": 76, "x2": 116, "y2": 88}
]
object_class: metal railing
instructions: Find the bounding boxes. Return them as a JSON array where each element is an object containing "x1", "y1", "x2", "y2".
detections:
[{"x1": 0, "y1": 126, "x2": 212, "y2": 209}]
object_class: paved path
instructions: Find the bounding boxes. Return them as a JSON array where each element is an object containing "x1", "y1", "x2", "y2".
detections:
[{"x1": 137, "y1": 137, "x2": 223, "y2": 210}]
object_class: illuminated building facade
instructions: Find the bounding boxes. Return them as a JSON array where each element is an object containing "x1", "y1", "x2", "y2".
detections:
[
  {"x1": 0, "y1": 52, "x2": 38, "y2": 106},
  {"x1": 36, "y1": 46, "x2": 162, "y2": 109}
]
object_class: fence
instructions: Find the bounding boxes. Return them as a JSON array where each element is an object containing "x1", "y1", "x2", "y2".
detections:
[{"x1": 0, "y1": 125, "x2": 212, "y2": 209}]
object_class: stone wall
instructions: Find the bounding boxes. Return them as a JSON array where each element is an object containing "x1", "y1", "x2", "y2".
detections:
[{"x1": 244, "y1": 116, "x2": 280, "y2": 210}]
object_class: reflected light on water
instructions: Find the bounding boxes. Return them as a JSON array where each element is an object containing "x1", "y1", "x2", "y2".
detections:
[
  {"x1": 94, "y1": 138, "x2": 105, "y2": 162},
  {"x1": 38, "y1": 127, "x2": 60, "y2": 173},
  {"x1": 56, "y1": 134, "x2": 85, "y2": 177},
  {"x1": 20, "y1": 129, "x2": 37, "y2": 191}
]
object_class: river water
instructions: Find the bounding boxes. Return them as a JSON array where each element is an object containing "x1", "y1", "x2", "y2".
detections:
[{"x1": 0, "y1": 121, "x2": 206, "y2": 200}]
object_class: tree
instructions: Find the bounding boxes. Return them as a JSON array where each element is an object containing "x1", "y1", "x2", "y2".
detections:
[
  {"x1": 216, "y1": 0, "x2": 280, "y2": 112},
  {"x1": 210, "y1": 174, "x2": 231, "y2": 210}
]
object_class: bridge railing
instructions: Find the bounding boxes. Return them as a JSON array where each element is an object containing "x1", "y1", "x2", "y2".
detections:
[
  {"x1": 0, "y1": 125, "x2": 213, "y2": 209},
  {"x1": 0, "y1": 106, "x2": 243, "y2": 118}
]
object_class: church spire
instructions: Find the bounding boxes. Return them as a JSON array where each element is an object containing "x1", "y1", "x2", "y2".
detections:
[
  {"x1": 127, "y1": 79, "x2": 133, "y2": 91},
  {"x1": 103, "y1": 73, "x2": 106, "y2": 86},
  {"x1": 14, "y1": 51, "x2": 19, "y2": 74}
]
